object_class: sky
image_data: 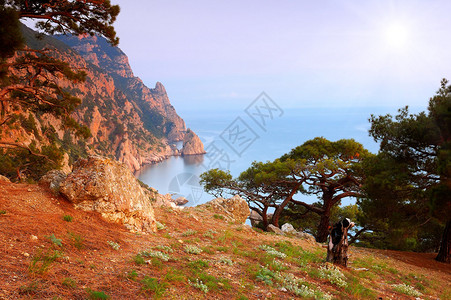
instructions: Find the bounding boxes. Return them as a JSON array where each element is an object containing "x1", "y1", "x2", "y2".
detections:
[{"x1": 111, "y1": 0, "x2": 451, "y2": 112}]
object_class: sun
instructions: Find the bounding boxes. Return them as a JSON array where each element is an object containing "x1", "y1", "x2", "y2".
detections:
[{"x1": 382, "y1": 22, "x2": 410, "y2": 51}]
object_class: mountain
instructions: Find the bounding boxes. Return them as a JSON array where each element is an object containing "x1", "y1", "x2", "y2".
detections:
[{"x1": 0, "y1": 25, "x2": 204, "y2": 174}]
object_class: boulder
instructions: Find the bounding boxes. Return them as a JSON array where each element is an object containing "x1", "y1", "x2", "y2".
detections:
[
  {"x1": 39, "y1": 170, "x2": 67, "y2": 194},
  {"x1": 181, "y1": 129, "x2": 206, "y2": 156},
  {"x1": 198, "y1": 195, "x2": 250, "y2": 224},
  {"x1": 267, "y1": 224, "x2": 283, "y2": 235},
  {"x1": 173, "y1": 196, "x2": 188, "y2": 206},
  {"x1": 281, "y1": 223, "x2": 297, "y2": 234},
  {"x1": 0, "y1": 175, "x2": 11, "y2": 183},
  {"x1": 59, "y1": 155, "x2": 156, "y2": 233}
]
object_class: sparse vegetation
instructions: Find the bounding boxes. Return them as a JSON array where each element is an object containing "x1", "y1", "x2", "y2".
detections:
[
  {"x1": 29, "y1": 249, "x2": 63, "y2": 274},
  {"x1": 182, "y1": 229, "x2": 197, "y2": 236},
  {"x1": 62, "y1": 215, "x2": 73, "y2": 222},
  {"x1": 107, "y1": 241, "x2": 120, "y2": 250},
  {"x1": 184, "y1": 244, "x2": 203, "y2": 254},
  {"x1": 86, "y1": 288, "x2": 110, "y2": 300},
  {"x1": 391, "y1": 283, "x2": 422, "y2": 297},
  {"x1": 188, "y1": 278, "x2": 209, "y2": 293},
  {"x1": 141, "y1": 276, "x2": 168, "y2": 298},
  {"x1": 46, "y1": 234, "x2": 63, "y2": 247}
]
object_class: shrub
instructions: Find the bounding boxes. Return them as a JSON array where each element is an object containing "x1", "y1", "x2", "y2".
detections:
[
  {"x1": 62, "y1": 215, "x2": 73, "y2": 222},
  {"x1": 107, "y1": 241, "x2": 120, "y2": 250},
  {"x1": 391, "y1": 283, "x2": 422, "y2": 297},
  {"x1": 29, "y1": 249, "x2": 63, "y2": 274},
  {"x1": 86, "y1": 288, "x2": 110, "y2": 300},
  {"x1": 0, "y1": 210, "x2": 6, "y2": 215},
  {"x1": 46, "y1": 234, "x2": 62, "y2": 247},
  {"x1": 184, "y1": 245, "x2": 203, "y2": 254},
  {"x1": 318, "y1": 264, "x2": 347, "y2": 288},
  {"x1": 258, "y1": 245, "x2": 287, "y2": 259},
  {"x1": 153, "y1": 245, "x2": 173, "y2": 253},
  {"x1": 156, "y1": 221, "x2": 166, "y2": 230},
  {"x1": 133, "y1": 254, "x2": 145, "y2": 265},
  {"x1": 188, "y1": 279, "x2": 208, "y2": 293},
  {"x1": 140, "y1": 250, "x2": 170, "y2": 262}
]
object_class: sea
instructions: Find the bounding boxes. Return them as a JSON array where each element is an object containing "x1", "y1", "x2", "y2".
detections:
[{"x1": 136, "y1": 105, "x2": 401, "y2": 207}]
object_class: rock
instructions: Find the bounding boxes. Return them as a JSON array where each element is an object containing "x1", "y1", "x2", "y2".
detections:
[
  {"x1": 181, "y1": 129, "x2": 206, "y2": 156},
  {"x1": 281, "y1": 223, "x2": 297, "y2": 234},
  {"x1": 198, "y1": 195, "x2": 250, "y2": 224},
  {"x1": 39, "y1": 170, "x2": 67, "y2": 194},
  {"x1": 295, "y1": 231, "x2": 317, "y2": 243},
  {"x1": 30, "y1": 235, "x2": 38, "y2": 241},
  {"x1": 173, "y1": 196, "x2": 188, "y2": 206},
  {"x1": 267, "y1": 224, "x2": 283, "y2": 235},
  {"x1": 59, "y1": 155, "x2": 157, "y2": 233},
  {"x1": 0, "y1": 175, "x2": 10, "y2": 183}
]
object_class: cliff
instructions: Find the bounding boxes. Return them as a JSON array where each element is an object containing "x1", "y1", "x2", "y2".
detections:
[
  {"x1": 0, "y1": 25, "x2": 204, "y2": 175},
  {"x1": 181, "y1": 129, "x2": 206, "y2": 156}
]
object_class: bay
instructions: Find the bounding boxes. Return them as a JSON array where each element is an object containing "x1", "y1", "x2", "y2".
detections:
[{"x1": 136, "y1": 106, "x2": 396, "y2": 206}]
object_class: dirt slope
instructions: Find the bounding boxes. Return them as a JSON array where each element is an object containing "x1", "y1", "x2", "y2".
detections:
[{"x1": 0, "y1": 181, "x2": 449, "y2": 299}]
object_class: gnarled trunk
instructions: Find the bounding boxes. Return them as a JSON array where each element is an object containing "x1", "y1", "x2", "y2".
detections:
[{"x1": 436, "y1": 219, "x2": 451, "y2": 263}]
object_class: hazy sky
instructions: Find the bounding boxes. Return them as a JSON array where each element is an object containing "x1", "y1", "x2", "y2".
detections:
[{"x1": 113, "y1": 0, "x2": 451, "y2": 111}]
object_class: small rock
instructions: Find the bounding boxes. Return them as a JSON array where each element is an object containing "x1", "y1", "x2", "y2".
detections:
[
  {"x1": 173, "y1": 196, "x2": 188, "y2": 205},
  {"x1": 279, "y1": 287, "x2": 288, "y2": 292},
  {"x1": 27, "y1": 189, "x2": 32, "y2": 192},
  {"x1": 23, "y1": 252, "x2": 29, "y2": 257},
  {"x1": 267, "y1": 224, "x2": 283, "y2": 235},
  {"x1": 281, "y1": 223, "x2": 297, "y2": 234},
  {"x1": 178, "y1": 239, "x2": 184, "y2": 243},
  {"x1": 30, "y1": 235, "x2": 38, "y2": 241}
]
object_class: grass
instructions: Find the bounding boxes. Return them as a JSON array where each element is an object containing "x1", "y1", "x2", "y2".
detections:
[
  {"x1": 141, "y1": 276, "x2": 168, "y2": 298},
  {"x1": 164, "y1": 268, "x2": 186, "y2": 282},
  {"x1": 188, "y1": 259, "x2": 209, "y2": 271},
  {"x1": 213, "y1": 214, "x2": 225, "y2": 220},
  {"x1": 62, "y1": 277, "x2": 77, "y2": 288},
  {"x1": 133, "y1": 254, "x2": 146, "y2": 265}
]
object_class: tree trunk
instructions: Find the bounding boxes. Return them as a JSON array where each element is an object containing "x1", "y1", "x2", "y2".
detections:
[
  {"x1": 316, "y1": 196, "x2": 333, "y2": 243},
  {"x1": 326, "y1": 226, "x2": 350, "y2": 267},
  {"x1": 317, "y1": 214, "x2": 330, "y2": 243},
  {"x1": 436, "y1": 218, "x2": 451, "y2": 263}
]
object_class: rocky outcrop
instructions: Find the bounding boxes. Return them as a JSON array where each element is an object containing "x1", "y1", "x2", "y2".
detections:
[
  {"x1": 59, "y1": 156, "x2": 157, "y2": 233},
  {"x1": 198, "y1": 195, "x2": 250, "y2": 224},
  {"x1": 181, "y1": 129, "x2": 206, "y2": 156},
  {"x1": 39, "y1": 170, "x2": 67, "y2": 194},
  {"x1": 0, "y1": 175, "x2": 11, "y2": 183}
]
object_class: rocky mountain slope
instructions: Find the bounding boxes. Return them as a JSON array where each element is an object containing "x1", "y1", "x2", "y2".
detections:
[
  {"x1": 0, "y1": 25, "x2": 204, "y2": 174},
  {"x1": 0, "y1": 179, "x2": 449, "y2": 299}
]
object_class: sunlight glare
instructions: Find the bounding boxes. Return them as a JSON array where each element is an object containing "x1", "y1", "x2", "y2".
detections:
[{"x1": 383, "y1": 22, "x2": 410, "y2": 51}]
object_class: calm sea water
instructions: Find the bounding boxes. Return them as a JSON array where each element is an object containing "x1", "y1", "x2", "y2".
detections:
[{"x1": 136, "y1": 107, "x2": 395, "y2": 206}]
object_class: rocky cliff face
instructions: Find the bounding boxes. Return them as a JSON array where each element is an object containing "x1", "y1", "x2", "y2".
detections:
[
  {"x1": 0, "y1": 25, "x2": 204, "y2": 174},
  {"x1": 181, "y1": 129, "x2": 206, "y2": 156}
]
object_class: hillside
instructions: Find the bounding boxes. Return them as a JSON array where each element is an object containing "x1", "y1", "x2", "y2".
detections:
[
  {"x1": 0, "y1": 25, "x2": 203, "y2": 176},
  {"x1": 0, "y1": 180, "x2": 449, "y2": 299}
]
